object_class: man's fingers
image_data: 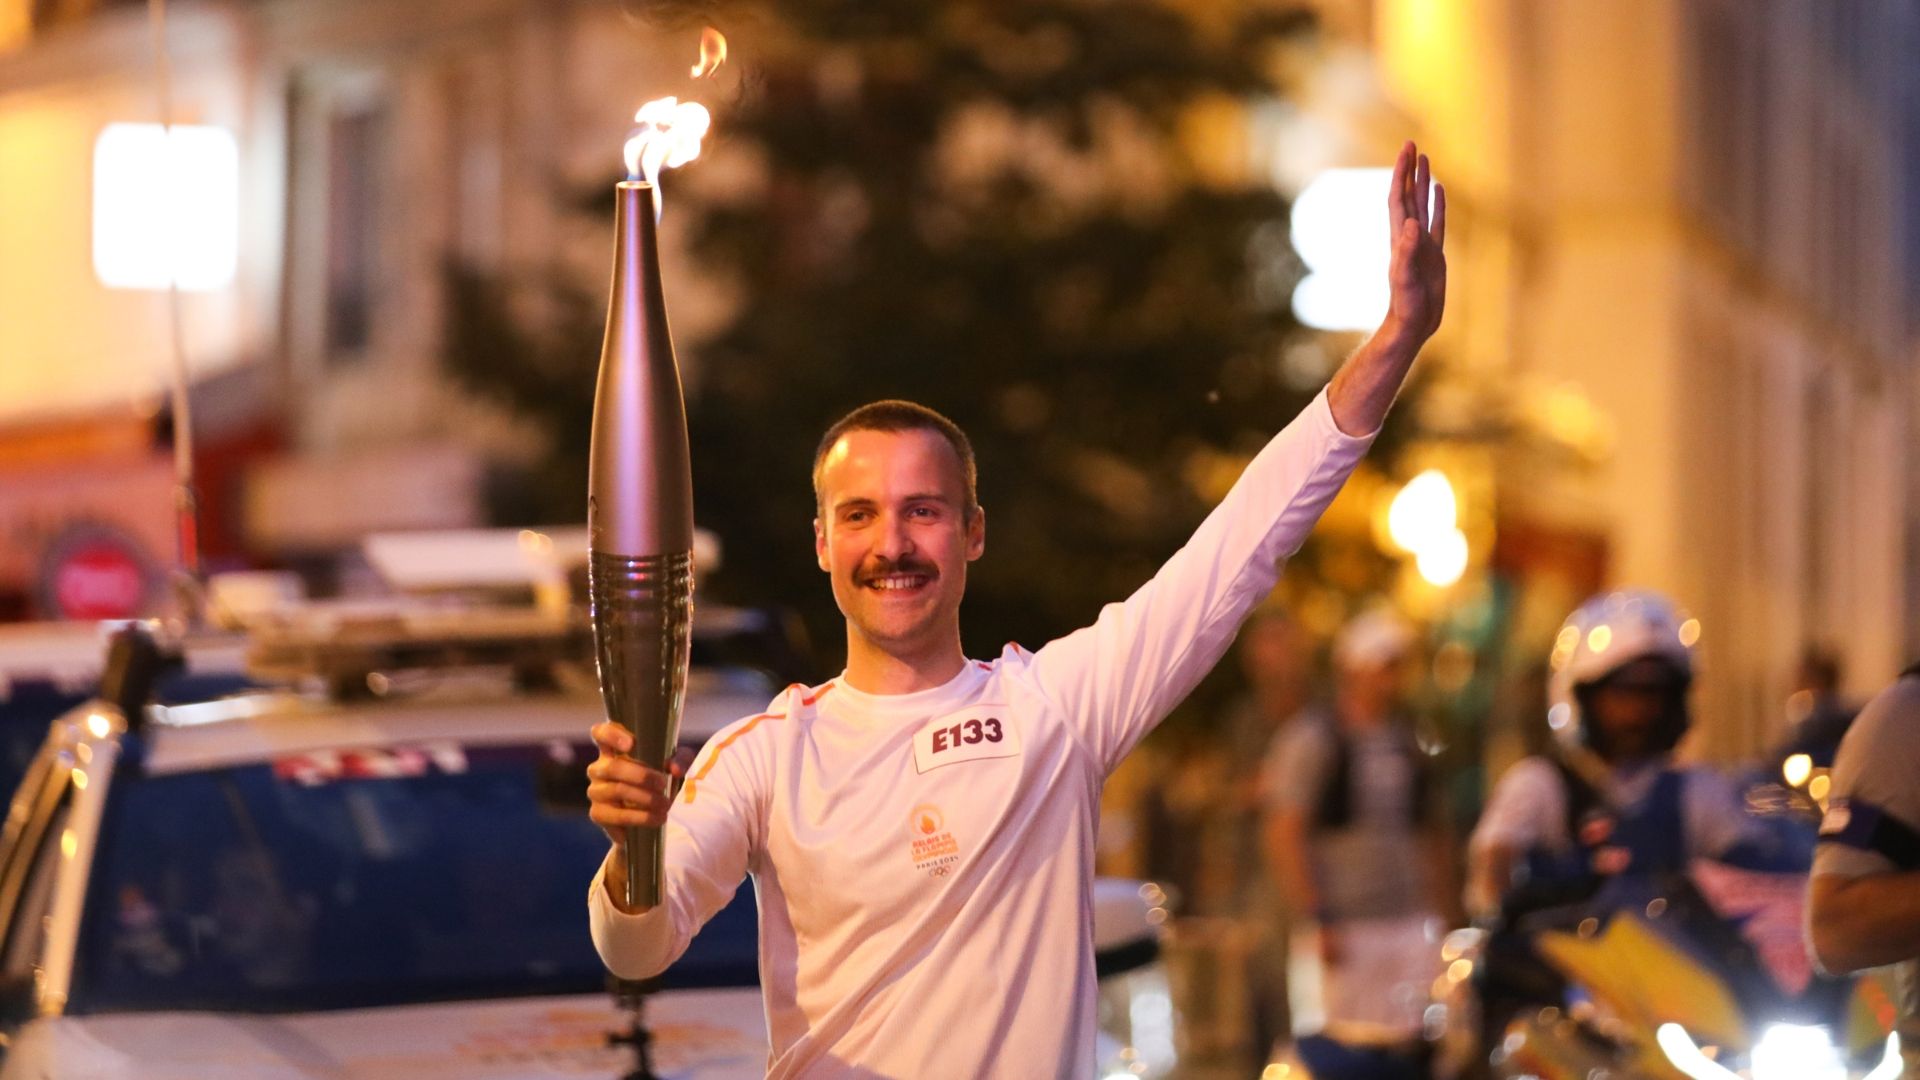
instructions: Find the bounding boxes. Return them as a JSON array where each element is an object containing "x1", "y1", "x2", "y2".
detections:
[
  {"x1": 590, "y1": 721, "x2": 634, "y2": 755},
  {"x1": 1414, "y1": 153, "x2": 1430, "y2": 230},
  {"x1": 587, "y1": 779, "x2": 669, "y2": 811},
  {"x1": 1388, "y1": 140, "x2": 1411, "y2": 228},
  {"x1": 591, "y1": 804, "x2": 667, "y2": 830},
  {"x1": 583, "y1": 772, "x2": 668, "y2": 799},
  {"x1": 1402, "y1": 142, "x2": 1418, "y2": 222},
  {"x1": 1397, "y1": 216, "x2": 1420, "y2": 264},
  {"x1": 669, "y1": 745, "x2": 696, "y2": 778},
  {"x1": 588, "y1": 757, "x2": 670, "y2": 790},
  {"x1": 1432, "y1": 182, "x2": 1446, "y2": 249}
]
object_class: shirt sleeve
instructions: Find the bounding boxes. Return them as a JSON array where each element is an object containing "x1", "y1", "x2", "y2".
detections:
[
  {"x1": 1022, "y1": 389, "x2": 1375, "y2": 774},
  {"x1": 1469, "y1": 757, "x2": 1566, "y2": 856},
  {"x1": 588, "y1": 716, "x2": 767, "y2": 981},
  {"x1": 1813, "y1": 681, "x2": 1920, "y2": 880},
  {"x1": 1463, "y1": 757, "x2": 1566, "y2": 917}
]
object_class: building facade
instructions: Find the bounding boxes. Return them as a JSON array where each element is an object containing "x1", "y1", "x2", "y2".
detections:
[
  {"x1": 1293, "y1": 0, "x2": 1919, "y2": 761},
  {"x1": 0, "y1": 0, "x2": 722, "y2": 609}
]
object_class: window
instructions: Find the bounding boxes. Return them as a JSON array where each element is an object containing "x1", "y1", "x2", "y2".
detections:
[
  {"x1": 322, "y1": 104, "x2": 385, "y2": 360},
  {"x1": 68, "y1": 742, "x2": 758, "y2": 1014},
  {"x1": 285, "y1": 69, "x2": 389, "y2": 372}
]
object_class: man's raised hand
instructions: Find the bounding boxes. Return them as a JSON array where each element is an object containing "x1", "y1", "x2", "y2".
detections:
[
  {"x1": 1325, "y1": 141, "x2": 1448, "y2": 435},
  {"x1": 1384, "y1": 140, "x2": 1446, "y2": 348}
]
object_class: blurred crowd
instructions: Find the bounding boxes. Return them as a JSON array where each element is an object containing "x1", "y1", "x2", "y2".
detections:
[{"x1": 1112, "y1": 590, "x2": 1882, "y2": 1071}]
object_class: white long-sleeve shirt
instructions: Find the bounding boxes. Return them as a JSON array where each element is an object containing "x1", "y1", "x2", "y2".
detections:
[{"x1": 590, "y1": 389, "x2": 1373, "y2": 1078}]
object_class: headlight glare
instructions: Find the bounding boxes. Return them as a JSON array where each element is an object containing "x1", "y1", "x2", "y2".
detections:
[
  {"x1": 1656, "y1": 1023, "x2": 1740, "y2": 1080},
  {"x1": 1659, "y1": 1022, "x2": 1896, "y2": 1080},
  {"x1": 1750, "y1": 1022, "x2": 1846, "y2": 1080}
]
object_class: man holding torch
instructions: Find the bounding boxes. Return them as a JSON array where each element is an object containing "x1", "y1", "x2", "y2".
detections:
[{"x1": 587, "y1": 142, "x2": 1447, "y2": 1077}]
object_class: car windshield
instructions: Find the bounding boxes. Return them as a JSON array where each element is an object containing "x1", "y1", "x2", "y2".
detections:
[{"x1": 67, "y1": 738, "x2": 758, "y2": 1014}]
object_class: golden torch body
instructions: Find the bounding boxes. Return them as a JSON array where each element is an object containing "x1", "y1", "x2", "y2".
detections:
[{"x1": 589, "y1": 181, "x2": 694, "y2": 910}]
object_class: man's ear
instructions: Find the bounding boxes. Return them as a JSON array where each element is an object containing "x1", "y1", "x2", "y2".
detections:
[
  {"x1": 814, "y1": 517, "x2": 829, "y2": 572},
  {"x1": 966, "y1": 506, "x2": 986, "y2": 562}
]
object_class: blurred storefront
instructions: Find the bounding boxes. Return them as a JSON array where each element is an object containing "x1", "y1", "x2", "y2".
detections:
[
  {"x1": 1274, "y1": 0, "x2": 1920, "y2": 766},
  {"x1": 0, "y1": 0, "x2": 714, "y2": 612}
]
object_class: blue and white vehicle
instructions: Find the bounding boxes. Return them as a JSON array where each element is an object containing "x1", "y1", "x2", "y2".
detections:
[{"x1": 0, "y1": 602, "x2": 1176, "y2": 1078}]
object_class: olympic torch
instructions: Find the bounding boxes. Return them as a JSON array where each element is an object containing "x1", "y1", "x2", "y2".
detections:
[{"x1": 589, "y1": 93, "x2": 712, "y2": 910}]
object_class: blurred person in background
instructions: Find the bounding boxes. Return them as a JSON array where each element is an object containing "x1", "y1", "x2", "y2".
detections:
[
  {"x1": 1262, "y1": 608, "x2": 1457, "y2": 1045},
  {"x1": 1465, "y1": 591, "x2": 1767, "y2": 921},
  {"x1": 1218, "y1": 607, "x2": 1315, "y2": 1058},
  {"x1": 1771, "y1": 645, "x2": 1858, "y2": 771},
  {"x1": 1462, "y1": 591, "x2": 1784, "y2": 1061},
  {"x1": 1807, "y1": 664, "x2": 1920, "y2": 1080},
  {"x1": 1466, "y1": 588, "x2": 1781, "y2": 1053}
]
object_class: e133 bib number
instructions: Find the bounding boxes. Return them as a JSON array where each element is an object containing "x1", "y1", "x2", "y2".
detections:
[{"x1": 913, "y1": 707, "x2": 1019, "y2": 773}]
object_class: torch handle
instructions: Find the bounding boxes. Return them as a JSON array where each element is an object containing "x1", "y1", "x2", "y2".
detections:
[{"x1": 589, "y1": 548, "x2": 694, "y2": 910}]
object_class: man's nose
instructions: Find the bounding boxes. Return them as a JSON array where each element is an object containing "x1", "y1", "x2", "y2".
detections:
[{"x1": 873, "y1": 512, "x2": 916, "y2": 559}]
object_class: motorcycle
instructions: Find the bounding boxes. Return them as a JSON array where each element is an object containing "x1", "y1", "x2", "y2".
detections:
[{"x1": 1430, "y1": 784, "x2": 1901, "y2": 1080}]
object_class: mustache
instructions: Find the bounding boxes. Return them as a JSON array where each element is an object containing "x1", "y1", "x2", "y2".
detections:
[{"x1": 857, "y1": 557, "x2": 938, "y2": 583}]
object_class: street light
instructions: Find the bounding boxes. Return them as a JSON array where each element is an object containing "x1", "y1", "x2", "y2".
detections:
[
  {"x1": 1387, "y1": 469, "x2": 1456, "y2": 552},
  {"x1": 1386, "y1": 469, "x2": 1468, "y2": 588},
  {"x1": 1414, "y1": 528, "x2": 1468, "y2": 588},
  {"x1": 1289, "y1": 167, "x2": 1392, "y2": 332},
  {"x1": 92, "y1": 122, "x2": 239, "y2": 291}
]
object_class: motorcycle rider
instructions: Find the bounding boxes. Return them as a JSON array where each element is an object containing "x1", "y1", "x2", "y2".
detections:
[
  {"x1": 1454, "y1": 591, "x2": 1778, "y2": 1073},
  {"x1": 1466, "y1": 590, "x2": 1769, "y2": 922}
]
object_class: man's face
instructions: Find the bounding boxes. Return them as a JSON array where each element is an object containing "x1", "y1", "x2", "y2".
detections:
[
  {"x1": 814, "y1": 428, "x2": 984, "y2": 658},
  {"x1": 1336, "y1": 655, "x2": 1407, "y2": 719},
  {"x1": 1588, "y1": 658, "x2": 1679, "y2": 760}
]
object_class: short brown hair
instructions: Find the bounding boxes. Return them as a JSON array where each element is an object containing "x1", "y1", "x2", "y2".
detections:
[{"x1": 812, "y1": 400, "x2": 978, "y2": 518}]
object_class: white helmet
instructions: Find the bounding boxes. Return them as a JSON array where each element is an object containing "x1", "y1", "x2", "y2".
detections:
[{"x1": 1546, "y1": 590, "x2": 1698, "y2": 756}]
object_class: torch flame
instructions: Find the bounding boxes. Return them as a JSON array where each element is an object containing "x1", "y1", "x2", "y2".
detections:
[
  {"x1": 692, "y1": 27, "x2": 727, "y2": 79},
  {"x1": 620, "y1": 30, "x2": 724, "y2": 213},
  {"x1": 623, "y1": 96, "x2": 712, "y2": 190}
]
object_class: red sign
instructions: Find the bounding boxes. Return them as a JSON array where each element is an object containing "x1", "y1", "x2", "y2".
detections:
[
  {"x1": 272, "y1": 744, "x2": 470, "y2": 786},
  {"x1": 46, "y1": 537, "x2": 150, "y2": 619}
]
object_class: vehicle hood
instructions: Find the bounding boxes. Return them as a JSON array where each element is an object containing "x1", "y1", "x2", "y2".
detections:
[{"x1": 2, "y1": 989, "x2": 766, "y2": 1080}]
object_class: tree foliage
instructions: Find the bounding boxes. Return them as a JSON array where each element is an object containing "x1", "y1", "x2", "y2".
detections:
[{"x1": 446, "y1": 0, "x2": 1414, "y2": 671}]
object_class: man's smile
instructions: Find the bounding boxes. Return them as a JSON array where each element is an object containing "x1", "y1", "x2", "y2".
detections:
[{"x1": 863, "y1": 571, "x2": 934, "y2": 594}]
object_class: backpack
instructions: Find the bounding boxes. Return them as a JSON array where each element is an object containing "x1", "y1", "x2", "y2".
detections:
[{"x1": 1311, "y1": 715, "x2": 1435, "y2": 830}]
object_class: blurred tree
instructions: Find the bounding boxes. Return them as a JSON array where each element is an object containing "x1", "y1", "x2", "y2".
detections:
[{"x1": 445, "y1": 0, "x2": 1416, "y2": 672}]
